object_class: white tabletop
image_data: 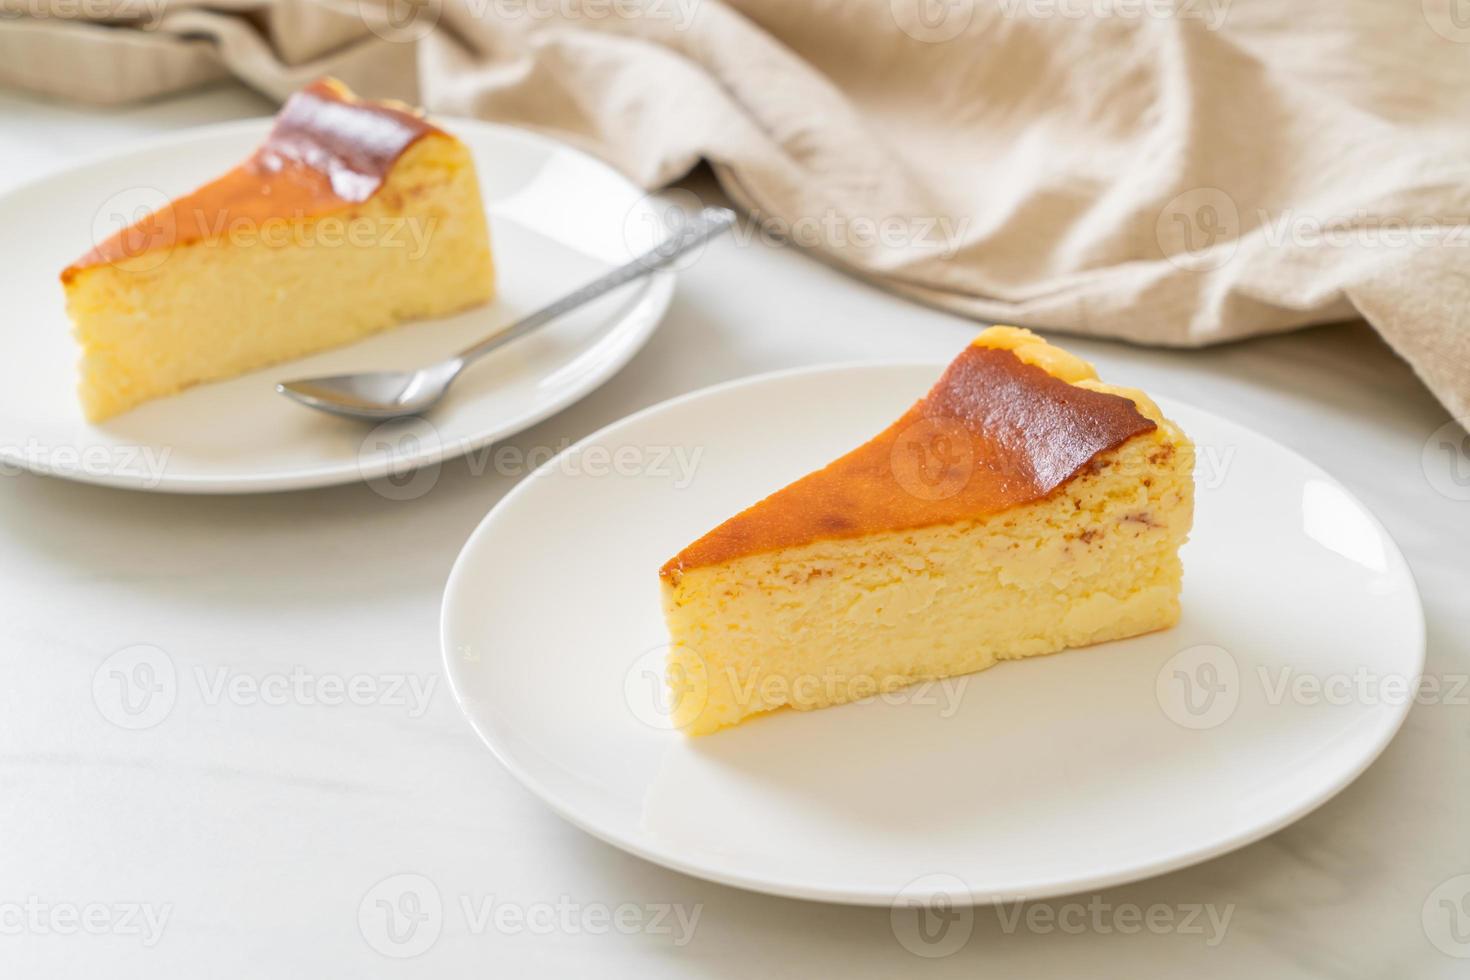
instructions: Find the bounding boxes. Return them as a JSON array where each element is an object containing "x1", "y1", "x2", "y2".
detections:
[{"x1": 1, "y1": 81, "x2": 1465, "y2": 979}]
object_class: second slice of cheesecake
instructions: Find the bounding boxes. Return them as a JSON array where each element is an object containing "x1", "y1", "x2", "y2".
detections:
[{"x1": 62, "y1": 79, "x2": 495, "y2": 422}]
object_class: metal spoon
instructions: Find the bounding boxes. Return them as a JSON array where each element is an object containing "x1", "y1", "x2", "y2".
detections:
[{"x1": 276, "y1": 206, "x2": 737, "y2": 420}]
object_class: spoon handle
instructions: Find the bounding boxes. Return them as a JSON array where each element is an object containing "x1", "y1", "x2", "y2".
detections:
[{"x1": 455, "y1": 206, "x2": 737, "y2": 365}]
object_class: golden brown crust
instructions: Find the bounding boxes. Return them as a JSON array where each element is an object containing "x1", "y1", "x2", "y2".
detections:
[
  {"x1": 61, "y1": 79, "x2": 444, "y2": 282},
  {"x1": 659, "y1": 346, "x2": 1157, "y2": 580}
]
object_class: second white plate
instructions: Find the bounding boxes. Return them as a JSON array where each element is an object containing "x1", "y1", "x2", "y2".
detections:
[
  {"x1": 0, "y1": 118, "x2": 675, "y2": 492},
  {"x1": 441, "y1": 363, "x2": 1424, "y2": 905}
]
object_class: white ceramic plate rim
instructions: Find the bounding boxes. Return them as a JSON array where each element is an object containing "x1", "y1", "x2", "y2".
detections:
[
  {"x1": 0, "y1": 117, "x2": 674, "y2": 494},
  {"x1": 441, "y1": 361, "x2": 1426, "y2": 905}
]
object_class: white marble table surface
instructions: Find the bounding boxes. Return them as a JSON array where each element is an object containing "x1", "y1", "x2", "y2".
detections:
[{"x1": 0, "y1": 81, "x2": 1465, "y2": 979}]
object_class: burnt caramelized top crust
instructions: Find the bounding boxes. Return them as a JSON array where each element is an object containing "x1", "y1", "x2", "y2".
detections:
[
  {"x1": 62, "y1": 79, "x2": 444, "y2": 281},
  {"x1": 659, "y1": 345, "x2": 1157, "y2": 580}
]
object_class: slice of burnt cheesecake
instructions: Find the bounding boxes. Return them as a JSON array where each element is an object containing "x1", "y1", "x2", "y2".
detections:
[
  {"x1": 62, "y1": 78, "x2": 495, "y2": 421},
  {"x1": 660, "y1": 327, "x2": 1195, "y2": 735}
]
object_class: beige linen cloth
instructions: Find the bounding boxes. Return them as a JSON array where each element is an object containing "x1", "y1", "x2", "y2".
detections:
[{"x1": 3, "y1": 0, "x2": 1468, "y2": 419}]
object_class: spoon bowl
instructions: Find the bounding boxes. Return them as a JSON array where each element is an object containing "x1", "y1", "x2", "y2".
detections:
[{"x1": 278, "y1": 361, "x2": 465, "y2": 420}]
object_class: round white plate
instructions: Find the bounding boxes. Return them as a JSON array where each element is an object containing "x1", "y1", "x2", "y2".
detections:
[
  {"x1": 441, "y1": 363, "x2": 1424, "y2": 906},
  {"x1": 0, "y1": 118, "x2": 675, "y2": 492}
]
